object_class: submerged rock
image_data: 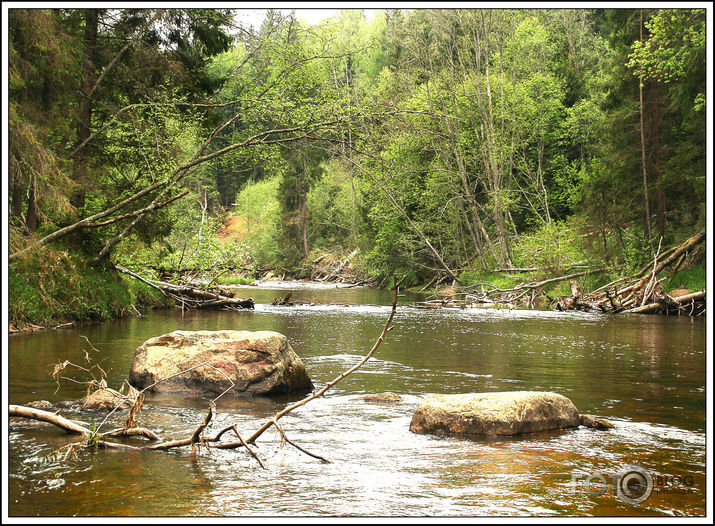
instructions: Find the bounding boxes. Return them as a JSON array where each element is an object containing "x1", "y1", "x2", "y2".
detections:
[
  {"x1": 128, "y1": 330, "x2": 313, "y2": 397},
  {"x1": 26, "y1": 400, "x2": 53, "y2": 410},
  {"x1": 409, "y1": 391, "x2": 581, "y2": 436},
  {"x1": 79, "y1": 388, "x2": 131, "y2": 411},
  {"x1": 580, "y1": 414, "x2": 614, "y2": 430},
  {"x1": 353, "y1": 392, "x2": 403, "y2": 404}
]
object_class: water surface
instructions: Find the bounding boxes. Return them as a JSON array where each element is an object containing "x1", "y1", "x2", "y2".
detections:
[{"x1": 7, "y1": 283, "x2": 707, "y2": 517}]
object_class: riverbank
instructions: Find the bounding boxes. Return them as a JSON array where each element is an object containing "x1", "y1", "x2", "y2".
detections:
[
  {"x1": 8, "y1": 240, "x2": 706, "y2": 335},
  {"x1": 8, "y1": 248, "x2": 172, "y2": 334}
]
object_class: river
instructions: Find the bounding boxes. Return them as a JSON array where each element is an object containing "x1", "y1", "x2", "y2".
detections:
[{"x1": 6, "y1": 282, "x2": 707, "y2": 517}]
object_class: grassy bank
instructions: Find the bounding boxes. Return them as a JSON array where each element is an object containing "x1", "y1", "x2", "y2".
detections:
[
  {"x1": 8, "y1": 248, "x2": 171, "y2": 330},
  {"x1": 216, "y1": 276, "x2": 256, "y2": 286}
]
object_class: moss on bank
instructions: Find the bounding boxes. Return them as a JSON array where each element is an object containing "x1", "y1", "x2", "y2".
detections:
[{"x1": 8, "y1": 248, "x2": 171, "y2": 329}]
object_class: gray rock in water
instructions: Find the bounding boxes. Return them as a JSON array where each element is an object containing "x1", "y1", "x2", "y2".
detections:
[
  {"x1": 128, "y1": 330, "x2": 313, "y2": 397},
  {"x1": 353, "y1": 392, "x2": 403, "y2": 404},
  {"x1": 580, "y1": 414, "x2": 614, "y2": 430},
  {"x1": 409, "y1": 391, "x2": 581, "y2": 436}
]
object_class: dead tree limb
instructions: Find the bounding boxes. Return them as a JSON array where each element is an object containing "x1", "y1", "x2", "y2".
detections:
[
  {"x1": 9, "y1": 405, "x2": 91, "y2": 435},
  {"x1": 631, "y1": 232, "x2": 704, "y2": 295},
  {"x1": 319, "y1": 249, "x2": 359, "y2": 282},
  {"x1": 230, "y1": 425, "x2": 265, "y2": 469},
  {"x1": 249, "y1": 278, "x2": 402, "y2": 444},
  {"x1": 272, "y1": 420, "x2": 330, "y2": 464},
  {"x1": 86, "y1": 190, "x2": 189, "y2": 228},
  {"x1": 624, "y1": 289, "x2": 705, "y2": 314},
  {"x1": 519, "y1": 269, "x2": 607, "y2": 291},
  {"x1": 103, "y1": 427, "x2": 161, "y2": 441},
  {"x1": 10, "y1": 282, "x2": 403, "y2": 465},
  {"x1": 114, "y1": 265, "x2": 254, "y2": 309},
  {"x1": 8, "y1": 179, "x2": 168, "y2": 262}
]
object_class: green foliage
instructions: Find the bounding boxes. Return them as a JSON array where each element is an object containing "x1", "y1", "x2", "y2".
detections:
[
  {"x1": 8, "y1": 247, "x2": 168, "y2": 328},
  {"x1": 459, "y1": 270, "x2": 519, "y2": 291},
  {"x1": 618, "y1": 227, "x2": 653, "y2": 275},
  {"x1": 306, "y1": 159, "x2": 369, "y2": 249},
  {"x1": 216, "y1": 276, "x2": 256, "y2": 286},
  {"x1": 277, "y1": 147, "x2": 325, "y2": 265},
  {"x1": 233, "y1": 176, "x2": 283, "y2": 267},
  {"x1": 628, "y1": 9, "x2": 705, "y2": 93},
  {"x1": 663, "y1": 263, "x2": 706, "y2": 295},
  {"x1": 86, "y1": 421, "x2": 100, "y2": 447},
  {"x1": 511, "y1": 220, "x2": 591, "y2": 276}
]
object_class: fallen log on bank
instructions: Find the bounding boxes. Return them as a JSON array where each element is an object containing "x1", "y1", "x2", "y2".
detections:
[
  {"x1": 411, "y1": 231, "x2": 705, "y2": 316},
  {"x1": 577, "y1": 232, "x2": 706, "y2": 315},
  {"x1": 308, "y1": 249, "x2": 373, "y2": 285},
  {"x1": 623, "y1": 289, "x2": 706, "y2": 315},
  {"x1": 115, "y1": 265, "x2": 254, "y2": 310}
]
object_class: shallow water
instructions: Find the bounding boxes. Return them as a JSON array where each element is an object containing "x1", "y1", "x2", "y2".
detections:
[{"x1": 6, "y1": 283, "x2": 707, "y2": 517}]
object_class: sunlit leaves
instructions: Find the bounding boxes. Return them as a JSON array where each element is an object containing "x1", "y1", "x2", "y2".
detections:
[{"x1": 627, "y1": 9, "x2": 705, "y2": 88}]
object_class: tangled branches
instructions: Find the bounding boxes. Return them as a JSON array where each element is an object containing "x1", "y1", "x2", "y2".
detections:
[
  {"x1": 413, "y1": 232, "x2": 705, "y2": 317},
  {"x1": 9, "y1": 278, "x2": 404, "y2": 467}
]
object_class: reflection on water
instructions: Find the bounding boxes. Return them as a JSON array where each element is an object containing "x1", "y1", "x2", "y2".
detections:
[{"x1": 7, "y1": 285, "x2": 706, "y2": 517}]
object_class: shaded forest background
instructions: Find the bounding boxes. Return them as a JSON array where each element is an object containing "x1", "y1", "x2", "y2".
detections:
[{"x1": 7, "y1": 8, "x2": 707, "y2": 326}]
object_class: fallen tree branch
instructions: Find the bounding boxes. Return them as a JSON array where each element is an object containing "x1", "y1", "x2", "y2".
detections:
[
  {"x1": 114, "y1": 265, "x2": 254, "y2": 310},
  {"x1": 624, "y1": 289, "x2": 705, "y2": 314},
  {"x1": 103, "y1": 427, "x2": 161, "y2": 441},
  {"x1": 230, "y1": 425, "x2": 265, "y2": 469},
  {"x1": 9, "y1": 405, "x2": 91, "y2": 435},
  {"x1": 319, "y1": 249, "x2": 359, "y2": 282},
  {"x1": 10, "y1": 281, "x2": 404, "y2": 466},
  {"x1": 85, "y1": 190, "x2": 189, "y2": 228},
  {"x1": 272, "y1": 420, "x2": 330, "y2": 464},
  {"x1": 631, "y1": 232, "x2": 704, "y2": 296},
  {"x1": 245, "y1": 277, "x2": 403, "y2": 445}
]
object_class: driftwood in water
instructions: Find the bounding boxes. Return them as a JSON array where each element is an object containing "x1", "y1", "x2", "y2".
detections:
[
  {"x1": 9, "y1": 279, "x2": 404, "y2": 467},
  {"x1": 414, "y1": 268, "x2": 605, "y2": 311},
  {"x1": 309, "y1": 249, "x2": 371, "y2": 285},
  {"x1": 271, "y1": 291, "x2": 294, "y2": 306},
  {"x1": 115, "y1": 265, "x2": 254, "y2": 310}
]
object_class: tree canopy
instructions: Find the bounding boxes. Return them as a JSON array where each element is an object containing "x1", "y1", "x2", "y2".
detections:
[{"x1": 7, "y1": 7, "x2": 707, "y2": 291}]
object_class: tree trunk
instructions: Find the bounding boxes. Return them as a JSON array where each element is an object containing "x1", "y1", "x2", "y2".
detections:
[
  {"x1": 11, "y1": 169, "x2": 24, "y2": 222},
  {"x1": 25, "y1": 175, "x2": 38, "y2": 234},
  {"x1": 302, "y1": 203, "x2": 309, "y2": 259},
  {"x1": 71, "y1": 8, "x2": 99, "y2": 211},
  {"x1": 652, "y1": 81, "x2": 666, "y2": 240},
  {"x1": 638, "y1": 10, "x2": 653, "y2": 252}
]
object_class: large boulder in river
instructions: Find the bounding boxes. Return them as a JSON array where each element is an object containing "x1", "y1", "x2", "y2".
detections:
[
  {"x1": 128, "y1": 330, "x2": 313, "y2": 397},
  {"x1": 409, "y1": 391, "x2": 581, "y2": 436}
]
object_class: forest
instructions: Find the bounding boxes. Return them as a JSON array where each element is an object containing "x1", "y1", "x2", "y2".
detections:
[{"x1": 7, "y1": 7, "x2": 707, "y2": 328}]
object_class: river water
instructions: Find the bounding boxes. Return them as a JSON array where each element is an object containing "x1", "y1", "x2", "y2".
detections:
[{"x1": 6, "y1": 282, "x2": 707, "y2": 517}]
